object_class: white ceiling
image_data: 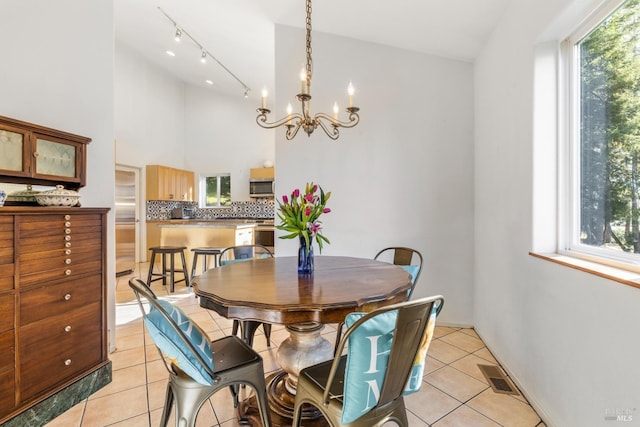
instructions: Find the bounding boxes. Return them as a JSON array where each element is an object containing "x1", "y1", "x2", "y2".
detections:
[{"x1": 114, "y1": 0, "x2": 511, "y2": 100}]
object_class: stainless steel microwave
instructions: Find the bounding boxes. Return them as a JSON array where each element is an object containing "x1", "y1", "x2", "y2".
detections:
[{"x1": 249, "y1": 179, "x2": 274, "y2": 198}]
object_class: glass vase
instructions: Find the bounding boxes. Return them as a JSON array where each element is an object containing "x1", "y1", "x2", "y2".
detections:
[{"x1": 298, "y1": 235, "x2": 314, "y2": 274}]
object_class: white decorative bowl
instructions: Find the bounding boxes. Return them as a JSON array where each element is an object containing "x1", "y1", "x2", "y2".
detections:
[{"x1": 36, "y1": 185, "x2": 80, "y2": 207}]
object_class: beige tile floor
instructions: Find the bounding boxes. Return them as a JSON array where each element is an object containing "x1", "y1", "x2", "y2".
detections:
[{"x1": 45, "y1": 263, "x2": 545, "y2": 427}]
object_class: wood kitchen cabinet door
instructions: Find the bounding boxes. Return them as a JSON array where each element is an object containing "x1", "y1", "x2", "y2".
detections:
[{"x1": 146, "y1": 165, "x2": 194, "y2": 201}]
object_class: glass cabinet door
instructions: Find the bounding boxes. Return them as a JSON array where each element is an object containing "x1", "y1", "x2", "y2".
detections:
[
  {"x1": 35, "y1": 137, "x2": 76, "y2": 178},
  {"x1": 0, "y1": 124, "x2": 30, "y2": 177}
]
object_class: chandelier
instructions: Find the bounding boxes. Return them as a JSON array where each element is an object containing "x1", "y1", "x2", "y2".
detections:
[{"x1": 256, "y1": 0, "x2": 360, "y2": 140}]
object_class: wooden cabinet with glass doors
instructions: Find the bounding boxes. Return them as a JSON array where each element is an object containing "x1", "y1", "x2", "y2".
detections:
[{"x1": 0, "y1": 115, "x2": 90, "y2": 190}]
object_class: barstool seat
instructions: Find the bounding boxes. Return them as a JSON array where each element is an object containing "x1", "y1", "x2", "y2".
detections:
[
  {"x1": 147, "y1": 246, "x2": 189, "y2": 293},
  {"x1": 190, "y1": 247, "x2": 223, "y2": 282}
]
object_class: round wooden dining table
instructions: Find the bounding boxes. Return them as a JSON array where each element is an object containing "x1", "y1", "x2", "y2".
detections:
[{"x1": 192, "y1": 255, "x2": 411, "y2": 424}]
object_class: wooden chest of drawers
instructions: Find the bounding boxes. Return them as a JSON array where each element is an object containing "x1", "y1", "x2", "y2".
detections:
[{"x1": 0, "y1": 207, "x2": 110, "y2": 424}]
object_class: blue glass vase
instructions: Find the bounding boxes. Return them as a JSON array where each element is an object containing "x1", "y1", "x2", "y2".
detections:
[{"x1": 298, "y1": 235, "x2": 314, "y2": 274}]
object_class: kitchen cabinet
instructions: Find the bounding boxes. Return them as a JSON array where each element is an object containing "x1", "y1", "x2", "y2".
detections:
[
  {"x1": 0, "y1": 207, "x2": 110, "y2": 425},
  {"x1": 146, "y1": 165, "x2": 195, "y2": 201},
  {"x1": 0, "y1": 115, "x2": 90, "y2": 190},
  {"x1": 250, "y1": 167, "x2": 274, "y2": 180}
]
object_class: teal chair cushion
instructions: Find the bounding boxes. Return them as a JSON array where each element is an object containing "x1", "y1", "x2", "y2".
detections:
[
  {"x1": 341, "y1": 310, "x2": 397, "y2": 424},
  {"x1": 145, "y1": 300, "x2": 213, "y2": 385},
  {"x1": 400, "y1": 264, "x2": 420, "y2": 284}
]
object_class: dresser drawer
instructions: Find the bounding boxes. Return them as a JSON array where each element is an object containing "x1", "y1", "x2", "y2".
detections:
[
  {"x1": 0, "y1": 264, "x2": 14, "y2": 292},
  {"x1": 20, "y1": 273, "x2": 102, "y2": 325},
  {"x1": 18, "y1": 214, "x2": 101, "y2": 238},
  {"x1": 0, "y1": 218, "x2": 15, "y2": 292},
  {"x1": 20, "y1": 302, "x2": 102, "y2": 401},
  {"x1": 0, "y1": 294, "x2": 14, "y2": 333},
  {"x1": 19, "y1": 259, "x2": 103, "y2": 288},
  {"x1": 0, "y1": 329, "x2": 16, "y2": 415},
  {"x1": 19, "y1": 248, "x2": 102, "y2": 274},
  {"x1": 20, "y1": 233, "x2": 101, "y2": 254},
  {"x1": 0, "y1": 329, "x2": 15, "y2": 372},
  {"x1": 0, "y1": 368, "x2": 15, "y2": 415}
]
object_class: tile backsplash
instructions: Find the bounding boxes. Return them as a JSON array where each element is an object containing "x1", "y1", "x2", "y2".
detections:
[{"x1": 146, "y1": 199, "x2": 275, "y2": 220}]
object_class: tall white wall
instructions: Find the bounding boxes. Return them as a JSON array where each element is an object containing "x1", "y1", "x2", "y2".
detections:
[
  {"x1": 274, "y1": 25, "x2": 475, "y2": 326},
  {"x1": 475, "y1": 0, "x2": 640, "y2": 425},
  {"x1": 0, "y1": 0, "x2": 115, "y2": 349},
  {"x1": 115, "y1": 42, "x2": 186, "y2": 169},
  {"x1": 184, "y1": 86, "x2": 275, "y2": 200}
]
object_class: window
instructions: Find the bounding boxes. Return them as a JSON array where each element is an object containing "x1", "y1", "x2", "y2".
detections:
[
  {"x1": 199, "y1": 174, "x2": 231, "y2": 207},
  {"x1": 564, "y1": 0, "x2": 640, "y2": 269}
]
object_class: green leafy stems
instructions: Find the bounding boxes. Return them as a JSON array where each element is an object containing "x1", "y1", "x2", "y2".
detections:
[{"x1": 276, "y1": 182, "x2": 331, "y2": 252}]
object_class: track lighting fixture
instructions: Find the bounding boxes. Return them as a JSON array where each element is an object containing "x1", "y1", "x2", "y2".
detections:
[{"x1": 158, "y1": 7, "x2": 250, "y2": 97}]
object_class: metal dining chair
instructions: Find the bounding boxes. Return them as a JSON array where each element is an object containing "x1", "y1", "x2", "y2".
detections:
[
  {"x1": 334, "y1": 246, "x2": 424, "y2": 356},
  {"x1": 219, "y1": 244, "x2": 274, "y2": 347},
  {"x1": 292, "y1": 295, "x2": 444, "y2": 427},
  {"x1": 373, "y1": 247, "x2": 424, "y2": 299},
  {"x1": 128, "y1": 278, "x2": 272, "y2": 427}
]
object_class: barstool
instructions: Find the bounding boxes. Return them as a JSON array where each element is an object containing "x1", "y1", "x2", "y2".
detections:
[
  {"x1": 190, "y1": 247, "x2": 222, "y2": 282},
  {"x1": 146, "y1": 246, "x2": 189, "y2": 293}
]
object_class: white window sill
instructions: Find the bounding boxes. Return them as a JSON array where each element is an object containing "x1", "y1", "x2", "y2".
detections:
[{"x1": 529, "y1": 252, "x2": 640, "y2": 289}]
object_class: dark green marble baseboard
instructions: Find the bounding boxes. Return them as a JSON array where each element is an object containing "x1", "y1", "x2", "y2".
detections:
[{"x1": 1, "y1": 362, "x2": 112, "y2": 427}]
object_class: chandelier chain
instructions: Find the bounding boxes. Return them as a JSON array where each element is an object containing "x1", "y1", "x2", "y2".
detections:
[{"x1": 305, "y1": 0, "x2": 313, "y2": 83}]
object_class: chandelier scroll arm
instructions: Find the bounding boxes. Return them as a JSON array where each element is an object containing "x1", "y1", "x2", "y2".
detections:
[
  {"x1": 256, "y1": 110, "x2": 305, "y2": 129},
  {"x1": 313, "y1": 111, "x2": 360, "y2": 129},
  {"x1": 314, "y1": 117, "x2": 340, "y2": 140}
]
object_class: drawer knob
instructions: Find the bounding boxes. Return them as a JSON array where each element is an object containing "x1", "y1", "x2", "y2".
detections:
[
  {"x1": 65, "y1": 221, "x2": 71, "y2": 227},
  {"x1": 65, "y1": 325, "x2": 72, "y2": 332},
  {"x1": 65, "y1": 242, "x2": 71, "y2": 248},
  {"x1": 65, "y1": 229, "x2": 71, "y2": 235},
  {"x1": 64, "y1": 215, "x2": 71, "y2": 220},
  {"x1": 65, "y1": 269, "x2": 72, "y2": 276},
  {"x1": 64, "y1": 293, "x2": 72, "y2": 300},
  {"x1": 65, "y1": 235, "x2": 71, "y2": 241},
  {"x1": 64, "y1": 359, "x2": 72, "y2": 366},
  {"x1": 65, "y1": 258, "x2": 72, "y2": 265},
  {"x1": 65, "y1": 249, "x2": 71, "y2": 255}
]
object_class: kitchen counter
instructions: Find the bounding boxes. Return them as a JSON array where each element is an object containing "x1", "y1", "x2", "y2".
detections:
[
  {"x1": 149, "y1": 220, "x2": 258, "y2": 228},
  {"x1": 146, "y1": 219, "x2": 259, "y2": 271}
]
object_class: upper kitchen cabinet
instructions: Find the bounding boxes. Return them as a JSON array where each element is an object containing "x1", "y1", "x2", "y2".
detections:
[
  {"x1": 0, "y1": 115, "x2": 90, "y2": 190},
  {"x1": 250, "y1": 167, "x2": 274, "y2": 180},
  {"x1": 146, "y1": 165, "x2": 194, "y2": 201}
]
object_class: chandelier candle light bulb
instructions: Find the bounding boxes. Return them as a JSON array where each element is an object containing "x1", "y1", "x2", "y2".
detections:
[
  {"x1": 261, "y1": 87, "x2": 268, "y2": 109},
  {"x1": 287, "y1": 103, "x2": 293, "y2": 125},
  {"x1": 348, "y1": 82, "x2": 355, "y2": 108},
  {"x1": 300, "y1": 69, "x2": 308, "y2": 94}
]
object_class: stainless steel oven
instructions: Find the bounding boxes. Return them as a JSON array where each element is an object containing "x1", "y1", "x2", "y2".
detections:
[{"x1": 254, "y1": 222, "x2": 275, "y2": 253}]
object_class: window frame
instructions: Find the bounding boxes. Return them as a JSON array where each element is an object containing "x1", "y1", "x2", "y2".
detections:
[
  {"x1": 198, "y1": 173, "x2": 231, "y2": 208},
  {"x1": 560, "y1": 0, "x2": 640, "y2": 273}
]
